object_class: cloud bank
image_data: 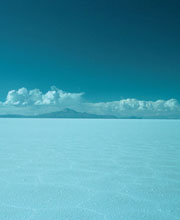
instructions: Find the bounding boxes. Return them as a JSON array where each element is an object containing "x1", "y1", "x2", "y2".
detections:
[
  {"x1": 5, "y1": 86, "x2": 83, "y2": 106},
  {"x1": 0, "y1": 87, "x2": 180, "y2": 118}
]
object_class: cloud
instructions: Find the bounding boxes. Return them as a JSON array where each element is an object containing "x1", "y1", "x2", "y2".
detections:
[
  {"x1": 85, "y1": 98, "x2": 180, "y2": 118},
  {"x1": 5, "y1": 86, "x2": 83, "y2": 107},
  {"x1": 0, "y1": 86, "x2": 180, "y2": 118}
]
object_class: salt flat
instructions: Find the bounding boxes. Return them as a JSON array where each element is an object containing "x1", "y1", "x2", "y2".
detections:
[{"x1": 0, "y1": 119, "x2": 180, "y2": 220}]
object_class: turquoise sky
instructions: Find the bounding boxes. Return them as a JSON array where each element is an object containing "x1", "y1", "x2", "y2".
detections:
[{"x1": 0, "y1": 0, "x2": 180, "y2": 102}]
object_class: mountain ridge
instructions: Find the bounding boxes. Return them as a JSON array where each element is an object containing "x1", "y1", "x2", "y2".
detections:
[{"x1": 0, "y1": 108, "x2": 117, "y2": 119}]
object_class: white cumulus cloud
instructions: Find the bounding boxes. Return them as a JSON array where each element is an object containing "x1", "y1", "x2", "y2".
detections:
[
  {"x1": 85, "y1": 98, "x2": 180, "y2": 118},
  {"x1": 0, "y1": 86, "x2": 180, "y2": 118},
  {"x1": 5, "y1": 86, "x2": 83, "y2": 107}
]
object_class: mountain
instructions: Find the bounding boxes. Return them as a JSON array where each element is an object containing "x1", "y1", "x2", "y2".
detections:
[
  {"x1": 0, "y1": 114, "x2": 27, "y2": 118},
  {"x1": 0, "y1": 108, "x2": 117, "y2": 119},
  {"x1": 34, "y1": 108, "x2": 117, "y2": 119}
]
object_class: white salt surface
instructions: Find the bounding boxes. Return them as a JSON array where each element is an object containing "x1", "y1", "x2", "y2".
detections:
[{"x1": 0, "y1": 119, "x2": 180, "y2": 219}]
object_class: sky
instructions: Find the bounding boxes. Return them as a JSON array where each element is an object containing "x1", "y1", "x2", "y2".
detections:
[{"x1": 0, "y1": 0, "x2": 180, "y2": 117}]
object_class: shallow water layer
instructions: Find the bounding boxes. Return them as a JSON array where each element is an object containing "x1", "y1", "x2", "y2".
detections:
[{"x1": 0, "y1": 119, "x2": 180, "y2": 220}]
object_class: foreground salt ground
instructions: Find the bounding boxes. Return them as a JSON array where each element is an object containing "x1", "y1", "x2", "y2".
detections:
[{"x1": 0, "y1": 119, "x2": 180, "y2": 220}]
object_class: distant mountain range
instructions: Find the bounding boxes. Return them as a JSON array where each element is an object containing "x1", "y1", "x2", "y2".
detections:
[
  {"x1": 0, "y1": 108, "x2": 117, "y2": 119},
  {"x1": 0, "y1": 108, "x2": 179, "y2": 119}
]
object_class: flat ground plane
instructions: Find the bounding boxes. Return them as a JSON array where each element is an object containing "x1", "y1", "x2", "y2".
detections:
[{"x1": 0, "y1": 119, "x2": 180, "y2": 219}]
